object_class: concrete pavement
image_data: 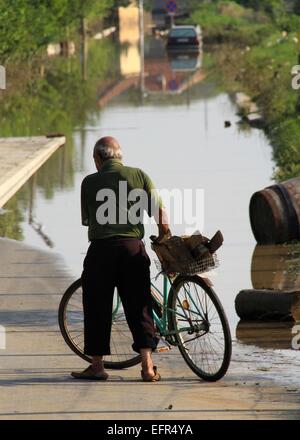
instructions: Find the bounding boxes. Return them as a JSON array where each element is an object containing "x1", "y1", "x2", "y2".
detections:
[
  {"x1": 0, "y1": 136, "x2": 65, "y2": 208},
  {"x1": 0, "y1": 238, "x2": 299, "y2": 420}
]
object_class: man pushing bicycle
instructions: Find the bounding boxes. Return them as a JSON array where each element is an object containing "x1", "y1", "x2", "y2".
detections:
[{"x1": 71, "y1": 136, "x2": 171, "y2": 382}]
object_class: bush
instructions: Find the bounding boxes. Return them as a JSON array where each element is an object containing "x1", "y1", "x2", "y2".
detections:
[
  {"x1": 190, "y1": 0, "x2": 272, "y2": 44},
  {"x1": 0, "y1": 0, "x2": 117, "y2": 61},
  {"x1": 270, "y1": 118, "x2": 300, "y2": 181},
  {"x1": 191, "y1": 1, "x2": 249, "y2": 34}
]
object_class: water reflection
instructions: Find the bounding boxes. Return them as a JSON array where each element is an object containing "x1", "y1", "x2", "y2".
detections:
[
  {"x1": 236, "y1": 321, "x2": 296, "y2": 350},
  {"x1": 251, "y1": 244, "x2": 300, "y2": 291},
  {"x1": 0, "y1": 8, "x2": 205, "y2": 244},
  {"x1": 28, "y1": 175, "x2": 54, "y2": 248},
  {"x1": 168, "y1": 52, "x2": 202, "y2": 72},
  {"x1": 144, "y1": 38, "x2": 203, "y2": 95},
  {"x1": 0, "y1": 37, "x2": 119, "y2": 241},
  {"x1": 236, "y1": 243, "x2": 300, "y2": 351},
  {"x1": 0, "y1": 197, "x2": 24, "y2": 241},
  {"x1": 119, "y1": 5, "x2": 141, "y2": 77},
  {"x1": 98, "y1": 6, "x2": 204, "y2": 107}
]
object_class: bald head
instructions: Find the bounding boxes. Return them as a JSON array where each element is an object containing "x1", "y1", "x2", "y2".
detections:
[{"x1": 93, "y1": 136, "x2": 123, "y2": 162}]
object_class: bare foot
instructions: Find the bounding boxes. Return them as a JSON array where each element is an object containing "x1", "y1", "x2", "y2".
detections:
[{"x1": 142, "y1": 368, "x2": 155, "y2": 380}]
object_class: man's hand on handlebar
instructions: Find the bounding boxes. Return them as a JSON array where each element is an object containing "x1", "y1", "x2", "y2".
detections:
[
  {"x1": 151, "y1": 206, "x2": 171, "y2": 244},
  {"x1": 157, "y1": 228, "x2": 172, "y2": 243},
  {"x1": 150, "y1": 229, "x2": 172, "y2": 244}
]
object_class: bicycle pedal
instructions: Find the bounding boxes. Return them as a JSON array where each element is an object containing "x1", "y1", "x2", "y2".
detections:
[{"x1": 154, "y1": 346, "x2": 172, "y2": 353}]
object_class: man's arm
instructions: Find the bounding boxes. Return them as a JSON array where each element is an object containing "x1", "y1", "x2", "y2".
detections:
[
  {"x1": 81, "y1": 180, "x2": 89, "y2": 227},
  {"x1": 154, "y1": 207, "x2": 171, "y2": 243},
  {"x1": 141, "y1": 170, "x2": 171, "y2": 242}
]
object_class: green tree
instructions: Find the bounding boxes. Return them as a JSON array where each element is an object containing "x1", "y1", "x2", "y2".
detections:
[
  {"x1": 0, "y1": 0, "x2": 125, "y2": 60},
  {"x1": 0, "y1": 0, "x2": 70, "y2": 59}
]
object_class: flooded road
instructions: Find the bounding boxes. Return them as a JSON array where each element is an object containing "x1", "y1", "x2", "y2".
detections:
[{"x1": 1, "y1": 20, "x2": 300, "y2": 367}]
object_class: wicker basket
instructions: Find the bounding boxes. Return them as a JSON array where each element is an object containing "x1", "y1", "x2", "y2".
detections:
[{"x1": 154, "y1": 253, "x2": 219, "y2": 276}]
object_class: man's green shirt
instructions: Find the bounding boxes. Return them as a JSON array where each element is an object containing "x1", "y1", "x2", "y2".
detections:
[{"x1": 81, "y1": 159, "x2": 162, "y2": 240}]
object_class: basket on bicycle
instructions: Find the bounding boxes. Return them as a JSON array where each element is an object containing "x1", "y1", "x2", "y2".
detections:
[
  {"x1": 154, "y1": 253, "x2": 219, "y2": 276},
  {"x1": 151, "y1": 230, "x2": 222, "y2": 276}
]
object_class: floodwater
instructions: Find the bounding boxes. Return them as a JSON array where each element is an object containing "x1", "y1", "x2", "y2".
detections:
[{"x1": 1, "y1": 14, "x2": 299, "y2": 359}]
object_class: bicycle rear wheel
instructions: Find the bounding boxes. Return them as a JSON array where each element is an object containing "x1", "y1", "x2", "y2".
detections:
[
  {"x1": 168, "y1": 275, "x2": 231, "y2": 381},
  {"x1": 58, "y1": 279, "x2": 141, "y2": 369}
]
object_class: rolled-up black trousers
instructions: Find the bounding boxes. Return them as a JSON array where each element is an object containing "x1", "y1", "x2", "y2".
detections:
[{"x1": 81, "y1": 237, "x2": 158, "y2": 356}]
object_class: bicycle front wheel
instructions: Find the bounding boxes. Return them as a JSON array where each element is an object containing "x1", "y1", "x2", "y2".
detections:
[
  {"x1": 168, "y1": 275, "x2": 232, "y2": 381},
  {"x1": 58, "y1": 279, "x2": 141, "y2": 369}
]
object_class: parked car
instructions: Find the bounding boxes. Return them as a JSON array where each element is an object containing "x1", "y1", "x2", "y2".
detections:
[{"x1": 166, "y1": 25, "x2": 202, "y2": 52}]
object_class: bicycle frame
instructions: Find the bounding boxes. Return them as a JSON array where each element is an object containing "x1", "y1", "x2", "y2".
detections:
[
  {"x1": 111, "y1": 270, "x2": 210, "y2": 341},
  {"x1": 151, "y1": 274, "x2": 170, "y2": 335},
  {"x1": 150, "y1": 273, "x2": 208, "y2": 339}
]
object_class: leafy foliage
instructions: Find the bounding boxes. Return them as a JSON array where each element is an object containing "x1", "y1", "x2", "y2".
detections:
[{"x1": 0, "y1": 0, "x2": 124, "y2": 60}]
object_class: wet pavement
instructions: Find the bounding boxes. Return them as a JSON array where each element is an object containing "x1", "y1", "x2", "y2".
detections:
[{"x1": 0, "y1": 238, "x2": 299, "y2": 420}]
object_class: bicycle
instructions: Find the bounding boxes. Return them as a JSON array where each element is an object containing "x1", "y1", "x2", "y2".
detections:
[{"x1": 58, "y1": 239, "x2": 232, "y2": 381}]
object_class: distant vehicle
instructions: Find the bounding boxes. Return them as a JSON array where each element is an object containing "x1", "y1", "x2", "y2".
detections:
[
  {"x1": 166, "y1": 25, "x2": 202, "y2": 52},
  {"x1": 167, "y1": 51, "x2": 202, "y2": 72}
]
